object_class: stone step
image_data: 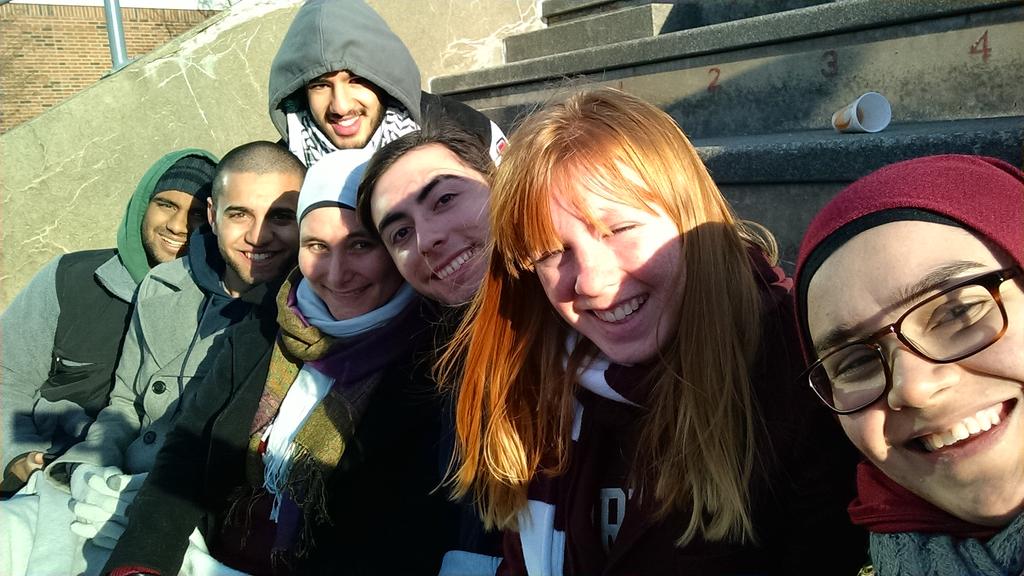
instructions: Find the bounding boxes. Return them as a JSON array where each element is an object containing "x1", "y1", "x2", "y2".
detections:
[
  {"x1": 722, "y1": 181, "x2": 845, "y2": 270},
  {"x1": 542, "y1": 0, "x2": 650, "y2": 25},
  {"x1": 447, "y1": 3, "x2": 1023, "y2": 138},
  {"x1": 501, "y1": 3, "x2": 671, "y2": 62},
  {"x1": 708, "y1": 116, "x2": 1024, "y2": 266},
  {"x1": 435, "y1": 0, "x2": 1018, "y2": 95},
  {"x1": 506, "y1": 4, "x2": 677, "y2": 63},
  {"x1": 514, "y1": 1, "x2": 840, "y2": 63},
  {"x1": 541, "y1": 0, "x2": 834, "y2": 31},
  {"x1": 697, "y1": 116, "x2": 1023, "y2": 184}
]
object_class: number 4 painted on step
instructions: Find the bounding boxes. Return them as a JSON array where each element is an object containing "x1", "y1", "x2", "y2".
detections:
[{"x1": 969, "y1": 30, "x2": 991, "y2": 63}]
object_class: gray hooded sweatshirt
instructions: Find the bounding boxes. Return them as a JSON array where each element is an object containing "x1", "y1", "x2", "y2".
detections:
[
  {"x1": 268, "y1": 0, "x2": 503, "y2": 160},
  {"x1": 268, "y1": 0, "x2": 422, "y2": 137}
]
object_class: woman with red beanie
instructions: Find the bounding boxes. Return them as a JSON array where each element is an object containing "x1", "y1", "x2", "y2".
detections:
[{"x1": 794, "y1": 154, "x2": 1024, "y2": 575}]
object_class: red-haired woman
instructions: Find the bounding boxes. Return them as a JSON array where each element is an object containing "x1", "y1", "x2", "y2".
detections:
[{"x1": 441, "y1": 88, "x2": 866, "y2": 574}]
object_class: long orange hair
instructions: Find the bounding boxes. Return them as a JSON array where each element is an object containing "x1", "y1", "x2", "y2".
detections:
[{"x1": 440, "y1": 88, "x2": 776, "y2": 544}]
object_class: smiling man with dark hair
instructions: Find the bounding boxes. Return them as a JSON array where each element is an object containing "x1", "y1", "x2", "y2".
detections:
[
  {"x1": 207, "y1": 141, "x2": 306, "y2": 297},
  {"x1": 268, "y1": 0, "x2": 506, "y2": 167}
]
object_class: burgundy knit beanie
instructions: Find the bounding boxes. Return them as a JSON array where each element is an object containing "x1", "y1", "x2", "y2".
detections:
[{"x1": 794, "y1": 154, "x2": 1024, "y2": 358}]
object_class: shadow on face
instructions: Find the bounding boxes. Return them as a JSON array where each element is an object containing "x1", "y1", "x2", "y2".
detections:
[
  {"x1": 208, "y1": 170, "x2": 301, "y2": 296},
  {"x1": 532, "y1": 185, "x2": 684, "y2": 366},
  {"x1": 141, "y1": 189, "x2": 208, "y2": 266}
]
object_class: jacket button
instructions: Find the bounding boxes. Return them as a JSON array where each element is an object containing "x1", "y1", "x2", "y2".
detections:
[
  {"x1": 152, "y1": 381, "x2": 166, "y2": 394},
  {"x1": 143, "y1": 431, "x2": 157, "y2": 444}
]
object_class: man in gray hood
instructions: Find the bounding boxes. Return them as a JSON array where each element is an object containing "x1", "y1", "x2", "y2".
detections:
[{"x1": 268, "y1": 0, "x2": 506, "y2": 167}]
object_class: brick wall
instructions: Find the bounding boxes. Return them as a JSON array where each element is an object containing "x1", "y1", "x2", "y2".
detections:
[{"x1": 0, "y1": 4, "x2": 217, "y2": 133}]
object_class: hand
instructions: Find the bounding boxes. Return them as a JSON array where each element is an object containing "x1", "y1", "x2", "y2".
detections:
[
  {"x1": 71, "y1": 510, "x2": 125, "y2": 550},
  {"x1": 9, "y1": 451, "x2": 45, "y2": 482},
  {"x1": 68, "y1": 465, "x2": 147, "y2": 549}
]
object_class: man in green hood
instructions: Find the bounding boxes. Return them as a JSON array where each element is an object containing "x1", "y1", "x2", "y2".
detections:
[
  {"x1": 268, "y1": 0, "x2": 507, "y2": 167},
  {"x1": 0, "y1": 149, "x2": 218, "y2": 495}
]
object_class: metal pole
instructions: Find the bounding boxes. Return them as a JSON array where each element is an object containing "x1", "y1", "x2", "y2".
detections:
[{"x1": 103, "y1": 0, "x2": 129, "y2": 72}]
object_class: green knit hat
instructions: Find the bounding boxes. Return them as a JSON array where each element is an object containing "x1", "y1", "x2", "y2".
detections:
[{"x1": 116, "y1": 148, "x2": 219, "y2": 284}]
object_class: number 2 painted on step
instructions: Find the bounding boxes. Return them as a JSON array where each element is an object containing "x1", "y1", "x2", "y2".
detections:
[
  {"x1": 969, "y1": 30, "x2": 991, "y2": 63},
  {"x1": 707, "y1": 67, "x2": 721, "y2": 93}
]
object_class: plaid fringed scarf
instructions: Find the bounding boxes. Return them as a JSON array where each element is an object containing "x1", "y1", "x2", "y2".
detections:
[
  {"x1": 238, "y1": 271, "x2": 423, "y2": 567},
  {"x1": 286, "y1": 104, "x2": 418, "y2": 168}
]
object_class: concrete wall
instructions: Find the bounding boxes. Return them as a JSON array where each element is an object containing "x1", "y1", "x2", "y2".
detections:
[{"x1": 0, "y1": 0, "x2": 540, "y2": 308}]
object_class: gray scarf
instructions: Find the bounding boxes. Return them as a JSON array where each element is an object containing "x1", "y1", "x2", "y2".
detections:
[{"x1": 870, "y1": 512, "x2": 1024, "y2": 576}]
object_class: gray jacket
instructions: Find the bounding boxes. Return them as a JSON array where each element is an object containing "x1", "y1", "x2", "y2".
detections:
[
  {"x1": 48, "y1": 232, "x2": 266, "y2": 485},
  {"x1": 1, "y1": 254, "x2": 136, "y2": 471}
]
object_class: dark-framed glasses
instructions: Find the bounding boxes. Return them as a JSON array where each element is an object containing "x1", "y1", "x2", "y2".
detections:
[{"x1": 805, "y1": 266, "x2": 1021, "y2": 414}]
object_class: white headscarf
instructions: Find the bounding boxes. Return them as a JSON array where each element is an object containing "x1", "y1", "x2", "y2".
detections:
[
  {"x1": 296, "y1": 148, "x2": 374, "y2": 219},
  {"x1": 264, "y1": 148, "x2": 418, "y2": 519}
]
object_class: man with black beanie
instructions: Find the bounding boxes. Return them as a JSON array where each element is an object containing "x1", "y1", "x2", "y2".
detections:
[{"x1": 1, "y1": 148, "x2": 218, "y2": 495}]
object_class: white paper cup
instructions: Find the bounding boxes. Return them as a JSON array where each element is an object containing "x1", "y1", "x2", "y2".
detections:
[{"x1": 831, "y1": 92, "x2": 892, "y2": 133}]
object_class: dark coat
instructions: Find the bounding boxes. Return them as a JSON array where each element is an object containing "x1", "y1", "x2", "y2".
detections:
[
  {"x1": 498, "y1": 253, "x2": 868, "y2": 575},
  {"x1": 104, "y1": 315, "x2": 461, "y2": 575}
]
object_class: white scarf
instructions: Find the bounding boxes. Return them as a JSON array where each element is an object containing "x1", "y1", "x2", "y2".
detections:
[
  {"x1": 514, "y1": 335, "x2": 641, "y2": 575},
  {"x1": 565, "y1": 332, "x2": 640, "y2": 407},
  {"x1": 262, "y1": 281, "x2": 417, "y2": 520}
]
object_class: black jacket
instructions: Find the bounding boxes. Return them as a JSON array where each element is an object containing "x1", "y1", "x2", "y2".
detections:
[{"x1": 105, "y1": 315, "x2": 461, "y2": 575}]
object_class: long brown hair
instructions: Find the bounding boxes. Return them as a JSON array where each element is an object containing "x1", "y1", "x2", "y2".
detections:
[{"x1": 440, "y1": 88, "x2": 775, "y2": 544}]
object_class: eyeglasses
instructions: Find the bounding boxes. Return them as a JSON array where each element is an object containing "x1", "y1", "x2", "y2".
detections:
[{"x1": 805, "y1": 266, "x2": 1021, "y2": 414}]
